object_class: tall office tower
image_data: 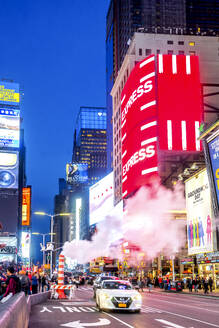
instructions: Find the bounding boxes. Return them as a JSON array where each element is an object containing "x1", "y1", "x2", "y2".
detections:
[
  {"x1": 106, "y1": 0, "x2": 186, "y2": 171},
  {"x1": 72, "y1": 106, "x2": 107, "y2": 184},
  {"x1": 186, "y1": 1, "x2": 219, "y2": 35}
]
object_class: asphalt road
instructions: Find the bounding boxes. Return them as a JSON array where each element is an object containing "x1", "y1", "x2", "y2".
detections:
[{"x1": 29, "y1": 286, "x2": 219, "y2": 328}]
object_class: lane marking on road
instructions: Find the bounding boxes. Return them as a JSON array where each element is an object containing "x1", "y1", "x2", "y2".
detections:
[
  {"x1": 60, "y1": 302, "x2": 95, "y2": 306},
  {"x1": 60, "y1": 318, "x2": 111, "y2": 327},
  {"x1": 159, "y1": 309, "x2": 219, "y2": 327},
  {"x1": 148, "y1": 297, "x2": 219, "y2": 313},
  {"x1": 142, "y1": 306, "x2": 163, "y2": 313},
  {"x1": 40, "y1": 306, "x2": 98, "y2": 313},
  {"x1": 103, "y1": 312, "x2": 135, "y2": 328},
  {"x1": 155, "y1": 319, "x2": 188, "y2": 328}
]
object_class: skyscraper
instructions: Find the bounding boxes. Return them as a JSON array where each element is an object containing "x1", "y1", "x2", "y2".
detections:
[
  {"x1": 106, "y1": 0, "x2": 219, "y2": 173},
  {"x1": 72, "y1": 106, "x2": 107, "y2": 184}
]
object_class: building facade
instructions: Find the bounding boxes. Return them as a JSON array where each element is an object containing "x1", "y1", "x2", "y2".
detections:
[
  {"x1": 111, "y1": 32, "x2": 219, "y2": 204},
  {"x1": 106, "y1": 0, "x2": 219, "y2": 184}
]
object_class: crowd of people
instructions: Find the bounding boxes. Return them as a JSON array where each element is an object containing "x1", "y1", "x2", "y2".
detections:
[
  {"x1": 129, "y1": 275, "x2": 214, "y2": 294},
  {"x1": 0, "y1": 264, "x2": 51, "y2": 303},
  {"x1": 0, "y1": 262, "x2": 216, "y2": 303}
]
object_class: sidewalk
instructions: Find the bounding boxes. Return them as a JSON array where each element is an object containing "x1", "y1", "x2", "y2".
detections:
[{"x1": 143, "y1": 287, "x2": 219, "y2": 298}]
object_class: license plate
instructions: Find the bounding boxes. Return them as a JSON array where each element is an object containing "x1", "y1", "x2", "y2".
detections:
[{"x1": 118, "y1": 303, "x2": 127, "y2": 308}]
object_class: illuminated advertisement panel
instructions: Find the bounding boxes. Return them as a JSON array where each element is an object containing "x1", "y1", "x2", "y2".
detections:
[
  {"x1": 208, "y1": 135, "x2": 219, "y2": 208},
  {"x1": 185, "y1": 169, "x2": 215, "y2": 255},
  {"x1": 0, "y1": 150, "x2": 19, "y2": 189},
  {"x1": 121, "y1": 55, "x2": 158, "y2": 198},
  {"x1": 89, "y1": 172, "x2": 114, "y2": 225},
  {"x1": 0, "y1": 109, "x2": 20, "y2": 148},
  {"x1": 156, "y1": 55, "x2": 202, "y2": 152},
  {"x1": 21, "y1": 232, "x2": 30, "y2": 258},
  {"x1": 22, "y1": 187, "x2": 31, "y2": 226},
  {"x1": 0, "y1": 82, "x2": 20, "y2": 105},
  {"x1": 0, "y1": 236, "x2": 17, "y2": 262},
  {"x1": 121, "y1": 54, "x2": 202, "y2": 198},
  {"x1": 66, "y1": 163, "x2": 88, "y2": 184}
]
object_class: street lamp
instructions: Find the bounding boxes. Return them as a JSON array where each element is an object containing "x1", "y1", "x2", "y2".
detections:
[
  {"x1": 34, "y1": 212, "x2": 71, "y2": 278},
  {"x1": 32, "y1": 232, "x2": 56, "y2": 267}
]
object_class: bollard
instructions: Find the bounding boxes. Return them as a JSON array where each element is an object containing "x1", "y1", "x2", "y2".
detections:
[{"x1": 57, "y1": 254, "x2": 67, "y2": 299}]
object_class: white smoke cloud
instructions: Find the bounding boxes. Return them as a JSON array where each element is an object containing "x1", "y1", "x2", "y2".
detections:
[{"x1": 62, "y1": 182, "x2": 186, "y2": 264}]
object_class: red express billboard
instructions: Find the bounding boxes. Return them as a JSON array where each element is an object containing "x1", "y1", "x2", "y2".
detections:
[{"x1": 121, "y1": 55, "x2": 202, "y2": 198}]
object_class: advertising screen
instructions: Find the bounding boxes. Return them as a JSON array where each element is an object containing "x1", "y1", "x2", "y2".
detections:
[
  {"x1": 0, "y1": 82, "x2": 20, "y2": 105},
  {"x1": 208, "y1": 135, "x2": 219, "y2": 208},
  {"x1": 121, "y1": 55, "x2": 158, "y2": 198},
  {"x1": 0, "y1": 194, "x2": 18, "y2": 233},
  {"x1": 66, "y1": 163, "x2": 88, "y2": 184},
  {"x1": 185, "y1": 169, "x2": 215, "y2": 255},
  {"x1": 0, "y1": 151, "x2": 19, "y2": 189},
  {"x1": 157, "y1": 55, "x2": 202, "y2": 152},
  {"x1": 121, "y1": 54, "x2": 202, "y2": 199},
  {"x1": 22, "y1": 187, "x2": 31, "y2": 226},
  {"x1": 89, "y1": 172, "x2": 114, "y2": 225},
  {"x1": 21, "y1": 231, "x2": 30, "y2": 258},
  {"x1": 0, "y1": 236, "x2": 17, "y2": 262},
  {"x1": 0, "y1": 109, "x2": 20, "y2": 148}
]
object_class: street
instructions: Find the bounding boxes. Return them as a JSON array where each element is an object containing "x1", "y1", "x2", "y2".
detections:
[{"x1": 29, "y1": 287, "x2": 219, "y2": 328}]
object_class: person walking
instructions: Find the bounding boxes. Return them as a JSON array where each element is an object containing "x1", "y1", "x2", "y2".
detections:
[
  {"x1": 20, "y1": 271, "x2": 30, "y2": 296},
  {"x1": 138, "y1": 278, "x2": 144, "y2": 292},
  {"x1": 0, "y1": 266, "x2": 21, "y2": 301},
  {"x1": 209, "y1": 277, "x2": 213, "y2": 293},
  {"x1": 31, "y1": 273, "x2": 38, "y2": 294},
  {"x1": 204, "y1": 278, "x2": 209, "y2": 294}
]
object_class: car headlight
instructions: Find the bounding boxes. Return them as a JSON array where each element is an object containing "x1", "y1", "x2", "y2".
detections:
[
  {"x1": 133, "y1": 294, "x2": 142, "y2": 301},
  {"x1": 101, "y1": 293, "x2": 110, "y2": 300}
]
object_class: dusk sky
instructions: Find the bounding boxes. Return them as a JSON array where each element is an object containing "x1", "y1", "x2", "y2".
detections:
[{"x1": 0, "y1": 0, "x2": 109, "y2": 261}]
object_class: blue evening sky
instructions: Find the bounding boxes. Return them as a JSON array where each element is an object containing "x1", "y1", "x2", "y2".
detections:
[{"x1": 0, "y1": 0, "x2": 110, "y2": 262}]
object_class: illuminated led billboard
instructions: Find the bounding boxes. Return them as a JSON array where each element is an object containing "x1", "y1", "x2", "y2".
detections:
[
  {"x1": 208, "y1": 135, "x2": 219, "y2": 208},
  {"x1": 22, "y1": 187, "x2": 31, "y2": 226},
  {"x1": 121, "y1": 54, "x2": 203, "y2": 198},
  {"x1": 66, "y1": 163, "x2": 88, "y2": 184},
  {"x1": 0, "y1": 82, "x2": 20, "y2": 105},
  {"x1": 0, "y1": 109, "x2": 20, "y2": 148},
  {"x1": 0, "y1": 151, "x2": 19, "y2": 189},
  {"x1": 89, "y1": 172, "x2": 114, "y2": 225},
  {"x1": 185, "y1": 169, "x2": 215, "y2": 255},
  {"x1": 156, "y1": 55, "x2": 202, "y2": 152},
  {"x1": 21, "y1": 232, "x2": 30, "y2": 258}
]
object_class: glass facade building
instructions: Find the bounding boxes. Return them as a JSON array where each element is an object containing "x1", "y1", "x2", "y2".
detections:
[{"x1": 73, "y1": 106, "x2": 107, "y2": 184}]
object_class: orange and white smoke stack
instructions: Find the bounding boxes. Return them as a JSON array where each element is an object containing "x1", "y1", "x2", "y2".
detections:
[{"x1": 58, "y1": 254, "x2": 65, "y2": 285}]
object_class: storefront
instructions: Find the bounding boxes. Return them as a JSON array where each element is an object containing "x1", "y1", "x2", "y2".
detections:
[
  {"x1": 0, "y1": 236, "x2": 17, "y2": 263},
  {"x1": 197, "y1": 252, "x2": 219, "y2": 289}
]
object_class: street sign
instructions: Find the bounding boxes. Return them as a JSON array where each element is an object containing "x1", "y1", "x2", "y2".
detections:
[{"x1": 60, "y1": 318, "x2": 111, "y2": 328}]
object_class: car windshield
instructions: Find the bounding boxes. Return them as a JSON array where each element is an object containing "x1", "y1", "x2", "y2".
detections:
[{"x1": 102, "y1": 281, "x2": 132, "y2": 290}]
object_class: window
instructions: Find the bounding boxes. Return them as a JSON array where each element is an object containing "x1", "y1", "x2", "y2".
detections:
[
  {"x1": 189, "y1": 42, "x2": 195, "y2": 46},
  {"x1": 145, "y1": 49, "x2": 151, "y2": 56},
  {"x1": 189, "y1": 51, "x2": 196, "y2": 56},
  {"x1": 168, "y1": 50, "x2": 173, "y2": 55},
  {"x1": 178, "y1": 41, "x2": 184, "y2": 45},
  {"x1": 139, "y1": 48, "x2": 142, "y2": 56},
  {"x1": 167, "y1": 40, "x2": 173, "y2": 45},
  {"x1": 179, "y1": 51, "x2": 184, "y2": 55},
  {"x1": 157, "y1": 49, "x2": 160, "y2": 54}
]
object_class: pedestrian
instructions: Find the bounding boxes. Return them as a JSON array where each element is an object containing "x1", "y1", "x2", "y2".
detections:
[
  {"x1": 138, "y1": 278, "x2": 144, "y2": 292},
  {"x1": 31, "y1": 273, "x2": 38, "y2": 294},
  {"x1": 188, "y1": 278, "x2": 193, "y2": 292},
  {"x1": 204, "y1": 278, "x2": 209, "y2": 294},
  {"x1": 20, "y1": 271, "x2": 30, "y2": 296},
  {"x1": 146, "y1": 277, "x2": 152, "y2": 293},
  {"x1": 0, "y1": 266, "x2": 21, "y2": 302},
  {"x1": 194, "y1": 277, "x2": 199, "y2": 293},
  {"x1": 209, "y1": 277, "x2": 213, "y2": 293}
]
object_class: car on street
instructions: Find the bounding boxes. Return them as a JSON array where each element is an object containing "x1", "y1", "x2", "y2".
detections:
[
  {"x1": 96, "y1": 280, "x2": 142, "y2": 312},
  {"x1": 93, "y1": 275, "x2": 117, "y2": 298}
]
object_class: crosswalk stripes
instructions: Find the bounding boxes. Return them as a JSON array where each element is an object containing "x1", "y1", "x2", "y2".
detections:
[{"x1": 141, "y1": 306, "x2": 163, "y2": 314}]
